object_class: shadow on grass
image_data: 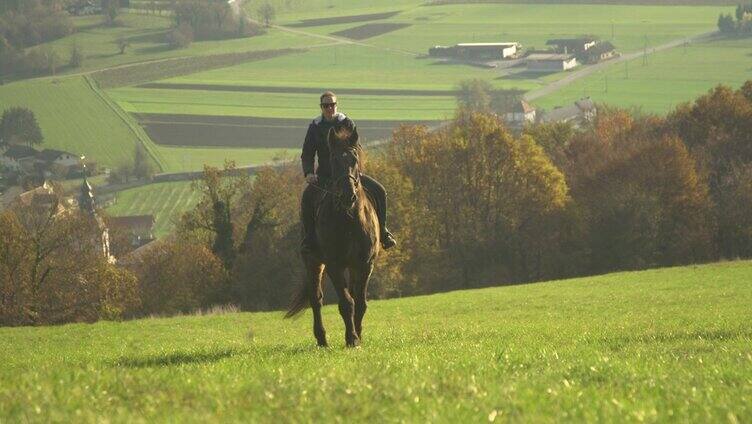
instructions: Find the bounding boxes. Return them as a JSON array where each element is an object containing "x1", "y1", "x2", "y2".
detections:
[
  {"x1": 497, "y1": 70, "x2": 556, "y2": 80},
  {"x1": 112, "y1": 348, "x2": 243, "y2": 368},
  {"x1": 600, "y1": 329, "x2": 751, "y2": 351}
]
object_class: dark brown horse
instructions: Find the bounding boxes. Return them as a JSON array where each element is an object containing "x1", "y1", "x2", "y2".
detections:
[{"x1": 286, "y1": 128, "x2": 380, "y2": 347}]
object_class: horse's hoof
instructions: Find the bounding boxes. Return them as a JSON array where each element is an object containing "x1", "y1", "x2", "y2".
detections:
[
  {"x1": 317, "y1": 340, "x2": 329, "y2": 348},
  {"x1": 346, "y1": 338, "x2": 361, "y2": 348}
]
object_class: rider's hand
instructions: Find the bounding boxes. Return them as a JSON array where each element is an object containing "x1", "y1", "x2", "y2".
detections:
[{"x1": 305, "y1": 173, "x2": 318, "y2": 184}]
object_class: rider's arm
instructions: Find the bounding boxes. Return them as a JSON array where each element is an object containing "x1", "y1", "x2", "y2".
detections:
[{"x1": 302, "y1": 123, "x2": 317, "y2": 177}]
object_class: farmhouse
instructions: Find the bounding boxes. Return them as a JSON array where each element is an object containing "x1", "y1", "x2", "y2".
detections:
[
  {"x1": 580, "y1": 41, "x2": 617, "y2": 64},
  {"x1": 108, "y1": 215, "x2": 156, "y2": 249},
  {"x1": 1, "y1": 145, "x2": 39, "y2": 172},
  {"x1": 526, "y1": 54, "x2": 578, "y2": 72},
  {"x1": 503, "y1": 99, "x2": 537, "y2": 127},
  {"x1": 429, "y1": 42, "x2": 520, "y2": 60},
  {"x1": 36, "y1": 149, "x2": 81, "y2": 167},
  {"x1": 546, "y1": 37, "x2": 597, "y2": 54},
  {"x1": 542, "y1": 97, "x2": 597, "y2": 125}
]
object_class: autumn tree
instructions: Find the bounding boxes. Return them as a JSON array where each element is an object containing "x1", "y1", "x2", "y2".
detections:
[
  {"x1": 0, "y1": 198, "x2": 139, "y2": 326},
  {"x1": 126, "y1": 238, "x2": 227, "y2": 315},
  {"x1": 390, "y1": 111, "x2": 571, "y2": 287},
  {"x1": 179, "y1": 162, "x2": 251, "y2": 267}
]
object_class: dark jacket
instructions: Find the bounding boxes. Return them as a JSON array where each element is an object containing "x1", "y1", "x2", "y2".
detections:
[{"x1": 301, "y1": 112, "x2": 356, "y2": 177}]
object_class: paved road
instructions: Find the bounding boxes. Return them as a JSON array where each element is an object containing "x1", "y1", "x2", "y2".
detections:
[{"x1": 523, "y1": 31, "x2": 719, "y2": 101}]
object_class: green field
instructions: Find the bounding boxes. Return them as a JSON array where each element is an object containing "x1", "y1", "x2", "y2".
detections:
[
  {"x1": 1, "y1": 261, "x2": 750, "y2": 421},
  {"x1": 535, "y1": 37, "x2": 752, "y2": 113},
  {"x1": 105, "y1": 181, "x2": 199, "y2": 237},
  {"x1": 35, "y1": 14, "x2": 321, "y2": 78},
  {"x1": 0, "y1": 76, "x2": 146, "y2": 169},
  {"x1": 154, "y1": 146, "x2": 298, "y2": 172},
  {"x1": 109, "y1": 84, "x2": 457, "y2": 120}
]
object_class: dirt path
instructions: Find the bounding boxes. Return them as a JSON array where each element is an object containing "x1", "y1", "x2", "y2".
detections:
[{"x1": 523, "y1": 31, "x2": 719, "y2": 101}]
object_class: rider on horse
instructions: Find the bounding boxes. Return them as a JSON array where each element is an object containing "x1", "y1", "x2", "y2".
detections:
[{"x1": 300, "y1": 91, "x2": 397, "y2": 254}]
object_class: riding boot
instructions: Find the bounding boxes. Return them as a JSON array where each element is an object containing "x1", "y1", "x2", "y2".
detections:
[
  {"x1": 361, "y1": 174, "x2": 397, "y2": 250},
  {"x1": 300, "y1": 184, "x2": 318, "y2": 254}
]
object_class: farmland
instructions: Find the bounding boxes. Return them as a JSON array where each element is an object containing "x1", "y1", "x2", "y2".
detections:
[
  {"x1": 1, "y1": 260, "x2": 750, "y2": 421},
  {"x1": 154, "y1": 145, "x2": 298, "y2": 172},
  {"x1": 105, "y1": 180, "x2": 199, "y2": 237},
  {"x1": 534, "y1": 36, "x2": 752, "y2": 114},
  {"x1": 0, "y1": 76, "x2": 146, "y2": 169}
]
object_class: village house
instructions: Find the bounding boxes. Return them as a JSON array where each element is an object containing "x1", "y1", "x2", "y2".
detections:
[
  {"x1": 503, "y1": 99, "x2": 537, "y2": 127},
  {"x1": 541, "y1": 97, "x2": 597, "y2": 125},
  {"x1": 0, "y1": 146, "x2": 81, "y2": 178},
  {"x1": 580, "y1": 41, "x2": 617, "y2": 64},
  {"x1": 429, "y1": 42, "x2": 521, "y2": 61},
  {"x1": 108, "y1": 215, "x2": 156, "y2": 249},
  {"x1": 526, "y1": 54, "x2": 578, "y2": 72},
  {"x1": 0, "y1": 145, "x2": 39, "y2": 173}
]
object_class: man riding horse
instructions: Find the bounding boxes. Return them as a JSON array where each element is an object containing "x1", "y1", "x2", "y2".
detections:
[{"x1": 300, "y1": 91, "x2": 397, "y2": 254}]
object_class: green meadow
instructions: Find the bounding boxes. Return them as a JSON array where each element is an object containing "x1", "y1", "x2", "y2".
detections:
[
  {"x1": 0, "y1": 76, "x2": 144, "y2": 168},
  {"x1": 105, "y1": 180, "x2": 199, "y2": 237},
  {"x1": 154, "y1": 146, "x2": 298, "y2": 172},
  {"x1": 280, "y1": 4, "x2": 724, "y2": 53},
  {"x1": 1, "y1": 261, "x2": 750, "y2": 421},
  {"x1": 109, "y1": 84, "x2": 457, "y2": 120},
  {"x1": 36, "y1": 14, "x2": 321, "y2": 78},
  {"x1": 534, "y1": 37, "x2": 752, "y2": 113}
]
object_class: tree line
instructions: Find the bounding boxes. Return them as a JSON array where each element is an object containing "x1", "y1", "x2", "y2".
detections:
[
  {"x1": 2, "y1": 81, "x2": 752, "y2": 326},
  {"x1": 717, "y1": 3, "x2": 752, "y2": 35}
]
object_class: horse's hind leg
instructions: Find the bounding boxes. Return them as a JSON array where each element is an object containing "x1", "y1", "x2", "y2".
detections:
[
  {"x1": 328, "y1": 267, "x2": 359, "y2": 347},
  {"x1": 352, "y1": 264, "x2": 374, "y2": 341},
  {"x1": 304, "y1": 256, "x2": 327, "y2": 347}
]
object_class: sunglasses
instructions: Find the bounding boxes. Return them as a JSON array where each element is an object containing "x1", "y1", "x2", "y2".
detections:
[{"x1": 320, "y1": 102, "x2": 337, "y2": 108}]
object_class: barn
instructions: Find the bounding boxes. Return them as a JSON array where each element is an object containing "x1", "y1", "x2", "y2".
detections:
[{"x1": 526, "y1": 54, "x2": 578, "y2": 72}]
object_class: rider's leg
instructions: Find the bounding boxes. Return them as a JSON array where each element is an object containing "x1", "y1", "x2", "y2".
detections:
[
  {"x1": 360, "y1": 174, "x2": 396, "y2": 249},
  {"x1": 300, "y1": 183, "x2": 318, "y2": 253}
]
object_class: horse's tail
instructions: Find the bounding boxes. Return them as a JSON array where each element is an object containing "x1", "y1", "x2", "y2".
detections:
[{"x1": 285, "y1": 278, "x2": 310, "y2": 318}]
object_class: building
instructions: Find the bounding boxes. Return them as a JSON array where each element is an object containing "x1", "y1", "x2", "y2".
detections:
[
  {"x1": 546, "y1": 38, "x2": 598, "y2": 54},
  {"x1": 429, "y1": 42, "x2": 520, "y2": 61},
  {"x1": 108, "y1": 215, "x2": 156, "y2": 249},
  {"x1": 36, "y1": 149, "x2": 81, "y2": 168},
  {"x1": 1, "y1": 145, "x2": 39, "y2": 172},
  {"x1": 503, "y1": 99, "x2": 537, "y2": 126},
  {"x1": 541, "y1": 97, "x2": 597, "y2": 125},
  {"x1": 580, "y1": 41, "x2": 617, "y2": 64},
  {"x1": 526, "y1": 54, "x2": 578, "y2": 72}
]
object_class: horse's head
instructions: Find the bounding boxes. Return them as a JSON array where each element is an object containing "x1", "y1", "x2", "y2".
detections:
[{"x1": 327, "y1": 127, "x2": 361, "y2": 211}]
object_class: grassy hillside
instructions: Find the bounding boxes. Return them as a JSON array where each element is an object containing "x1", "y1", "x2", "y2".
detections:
[
  {"x1": 1, "y1": 261, "x2": 750, "y2": 421},
  {"x1": 105, "y1": 180, "x2": 200, "y2": 237},
  {"x1": 534, "y1": 37, "x2": 752, "y2": 113},
  {"x1": 0, "y1": 76, "x2": 147, "y2": 169}
]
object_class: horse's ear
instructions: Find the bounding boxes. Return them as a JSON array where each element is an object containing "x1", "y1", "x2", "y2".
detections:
[{"x1": 348, "y1": 128, "x2": 359, "y2": 148}]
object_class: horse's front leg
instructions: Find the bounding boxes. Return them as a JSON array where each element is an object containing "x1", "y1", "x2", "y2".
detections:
[
  {"x1": 327, "y1": 266, "x2": 359, "y2": 347},
  {"x1": 305, "y1": 259, "x2": 327, "y2": 347},
  {"x1": 352, "y1": 263, "x2": 374, "y2": 341}
]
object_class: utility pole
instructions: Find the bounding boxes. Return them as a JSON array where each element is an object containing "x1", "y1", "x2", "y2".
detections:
[
  {"x1": 605, "y1": 74, "x2": 608, "y2": 93},
  {"x1": 642, "y1": 34, "x2": 648, "y2": 66},
  {"x1": 625, "y1": 60, "x2": 629, "y2": 79}
]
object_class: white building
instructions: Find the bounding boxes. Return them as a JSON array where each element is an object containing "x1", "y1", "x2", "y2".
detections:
[{"x1": 526, "y1": 54, "x2": 578, "y2": 72}]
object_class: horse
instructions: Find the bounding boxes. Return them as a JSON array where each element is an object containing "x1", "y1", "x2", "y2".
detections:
[{"x1": 285, "y1": 127, "x2": 381, "y2": 347}]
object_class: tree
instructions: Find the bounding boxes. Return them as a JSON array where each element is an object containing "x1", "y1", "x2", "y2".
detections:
[
  {"x1": 68, "y1": 43, "x2": 84, "y2": 68},
  {"x1": 179, "y1": 162, "x2": 252, "y2": 268},
  {"x1": 101, "y1": 0, "x2": 119, "y2": 26},
  {"x1": 1, "y1": 199, "x2": 140, "y2": 326},
  {"x1": 1, "y1": 107, "x2": 44, "y2": 147},
  {"x1": 127, "y1": 238, "x2": 227, "y2": 315},
  {"x1": 456, "y1": 79, "x2": 492, "y2": 113},
  {"x1": 257, "y1": 3, "x2": 275, "y2": 27},
  {"x1": 718, "y1": 13, "x2": 735, "y2": 34},
  {"x1": 132, "y1": 144, "x2": 154, "y2": 180},
  {"x1": 117, "y1": 37, "x2": 130, "y2": 54}
]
